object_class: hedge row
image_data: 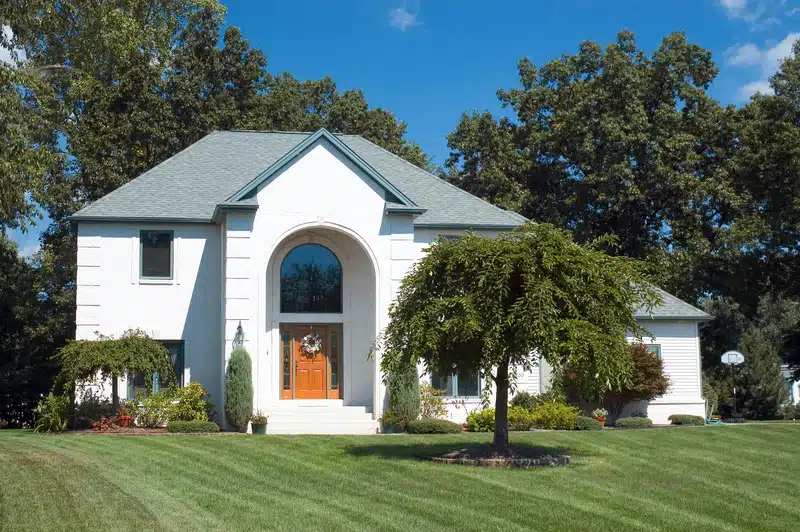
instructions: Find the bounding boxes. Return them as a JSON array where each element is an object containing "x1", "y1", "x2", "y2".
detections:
[
  {"x1": 614, "y1": 417, "x2": 653, "y2": 429},
  {"x1": 166, "y1": 420, "x2": 221, "y2": 433},
  {"x1": 405, "y1": 419, "x2": 462, "y2": 434},
  {"x1": 575, "y1": 416, "x2": 603, "y2": 431},
  {"x1": 668, "y1": 414, "x2": 705, "y2": 426}
]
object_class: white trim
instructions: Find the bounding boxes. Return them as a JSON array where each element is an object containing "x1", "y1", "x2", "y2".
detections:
[
  {"x1": 259, "y1": 222, "x2": 380, "y2": 412},
  {"x1": 278, "y1": 313, "x2": 345, "y2": 323}
]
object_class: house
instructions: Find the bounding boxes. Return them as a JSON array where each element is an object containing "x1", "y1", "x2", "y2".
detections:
[{"x1": 71, "y1": 128, "x2": 712, "y2": 432}]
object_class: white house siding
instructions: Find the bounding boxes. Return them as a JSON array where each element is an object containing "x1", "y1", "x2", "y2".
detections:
[
  {"x1": 75, "y1": 222, "x2": 223, "y2": 408},
  {"x1": 461, "y1": 320, "x2": 707, "y2": 426},
  {"x1": 228, "y1": 139, "x2": 389, "y2": 417},
  {"x1": 623, "y1": 320, "x2": 706, "y2": 424}
]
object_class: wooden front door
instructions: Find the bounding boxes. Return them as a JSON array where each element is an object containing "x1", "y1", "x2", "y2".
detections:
[{"x1": 280, "y1": 324, "x2": 342, "y2": 400}]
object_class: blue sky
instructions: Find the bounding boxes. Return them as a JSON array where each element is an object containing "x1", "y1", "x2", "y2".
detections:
[{"x1": 7, "y1": 0, "x2": 800, "y2": 256}]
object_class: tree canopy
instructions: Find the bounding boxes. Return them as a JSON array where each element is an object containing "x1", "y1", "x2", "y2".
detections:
[
  {"x1": 381, "y1": 223, "x2": 660, "y2": 446},
  {"x1": 0, "y1": 0, "x2": 430, "y2": 424},
  {"x1": 55, "y1": 329, "x2": 175, "y2": 409},
  {"x1": 444, "y1": 30, "x2": 800, "y2": 409}
]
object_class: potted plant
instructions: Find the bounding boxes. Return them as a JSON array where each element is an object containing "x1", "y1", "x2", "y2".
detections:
[
  {"x1": 379, "y1": 409, "x2": 403, "y2": 434},
  {"x1": 116, "y1": 405, "x2": 132, "y2": 428},
  {"x1": 591, "y1": 408, "x2": 608, "y2": 426},
  {"x1": 251, "y1": 410, "x2": 268, "y2": 435}
]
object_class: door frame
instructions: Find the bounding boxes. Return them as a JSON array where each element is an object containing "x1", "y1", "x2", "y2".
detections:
[{"x1": 279, "y1": 323, "x2": 343, "y2": 400}]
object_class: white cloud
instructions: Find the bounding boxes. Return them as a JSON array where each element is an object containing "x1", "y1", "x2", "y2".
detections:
[
  {"x1": 18, "y1": 243, "x2": 40, "y2": 258},
  {"x1": 719, "y1": 0, "x2": 788, "y2": 28},
  {"x1": 389, "y1": 7, "x2": 418, "y2": 31},
  {"x1": 0, "y1": 25, "x2": 26, "y2": 66},
  {"x1": 727, "y1": 43, "x2": 762, "y2": 66},
  {"x1": 762, "y1": 32, "x2": 800, "y2": 73},
  {"x1": 731, "y1": 33, "x2": 800, "y2": 101},
  {"x1": 739, "y1": 79, "x2": 774, "y2": 99},
  {"x1": 721, "y1": 0, "x2": 749, "y2": 18}
]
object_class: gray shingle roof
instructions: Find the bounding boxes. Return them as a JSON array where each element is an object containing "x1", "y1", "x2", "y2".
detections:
[
  {"x1": 635, "y1": 287, "x2": 712, "y2": 321},
  {"x1": 71, "y1": 129, "x2": 526, "y2": 228}
]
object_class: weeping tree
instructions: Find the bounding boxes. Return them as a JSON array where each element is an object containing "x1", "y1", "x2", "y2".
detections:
[
  {"x1": 56, "y1": 329, "x2": 175, "y2": 409},
  {"x1": 380, "y1": 223, "x2": 660, "y2": 448}
]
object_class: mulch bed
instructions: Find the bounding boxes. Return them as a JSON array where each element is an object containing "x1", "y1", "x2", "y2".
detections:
[
  {"x1": 73, "y1": 427, "x2": 232, "y2": 435},
  {"x1": 430, "y1": 444, "x2": 570, "y2": 468}
]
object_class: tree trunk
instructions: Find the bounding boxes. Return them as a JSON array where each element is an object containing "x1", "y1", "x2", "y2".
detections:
[
  {"x1": 111, "y1": 375, "x2": 119, "y2": 412},
  {"x1": 493, "y1": 358, "x2": 510, "y2": 449}
]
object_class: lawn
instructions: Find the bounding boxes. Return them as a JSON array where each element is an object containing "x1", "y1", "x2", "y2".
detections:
[{"x1": 1, "y1": 425, "x2": 799, "y2": 532}]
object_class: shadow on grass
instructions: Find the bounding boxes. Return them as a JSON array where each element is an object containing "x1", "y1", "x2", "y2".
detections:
[{"x1": 346, "y1": 439, "x2": 580, "y2": 463}]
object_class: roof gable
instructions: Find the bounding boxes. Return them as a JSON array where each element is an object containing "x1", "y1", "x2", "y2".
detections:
[
  {"x1": 226, "y1": 128, "x2": 417, "y2": 209},
  {"x1": 69, "y1": 129, "x2": 526, "y2": 228},
  {"x1": 635, "y1": 288, "x2": 712, "y2": 321}
]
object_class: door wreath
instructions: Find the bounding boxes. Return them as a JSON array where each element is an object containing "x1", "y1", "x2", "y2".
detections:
[{"x1": 300, "y1": 332, "x2": 323, "y2": 358}]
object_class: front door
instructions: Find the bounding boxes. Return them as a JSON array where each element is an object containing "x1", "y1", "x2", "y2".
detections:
[{"x1": 280, "y1": 324, "x2": 342, "y2": 400}]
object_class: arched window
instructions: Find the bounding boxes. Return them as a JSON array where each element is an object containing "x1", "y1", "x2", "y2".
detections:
[{"x1": 280, "y1": 244, "x2": 342, "y2": 313}]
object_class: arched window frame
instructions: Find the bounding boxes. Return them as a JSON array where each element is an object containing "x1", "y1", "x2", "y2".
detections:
[{"x1": 279, "y1": 243, "x2": 343, "y2": 313}]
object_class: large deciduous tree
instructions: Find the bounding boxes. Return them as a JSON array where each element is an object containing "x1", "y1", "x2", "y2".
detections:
[
  {"x1": 380, "y1": 223, "x2": 659, "y2": 447},
  {"x1": 444, "y1": 30, "x2": 737, "y2": 302},
  {"x1": 0, "y1": 0, "x2": 429, "y2": 424}
]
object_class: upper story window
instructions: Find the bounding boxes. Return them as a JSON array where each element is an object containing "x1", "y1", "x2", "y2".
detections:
[
  {"x1": 280, "y1": 244, "x2": 342, "y2": 313},
  {"x1": 140, "y1": 230, "x2": 174, "y2": 279}
]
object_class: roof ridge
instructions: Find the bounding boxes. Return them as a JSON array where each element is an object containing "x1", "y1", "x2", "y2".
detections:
[
  {"x1": 226, "y1": 129, "x2": 315, "y2": 135},
  {"x1": 72, "y1": 131, "x2": 221, "y2": 217},
  {"x1": 346, "y1": 136, "x2": 527, "y2": 226},
  {"x1": 226, "y1": 129, "x2": 357, "y2": 136}
]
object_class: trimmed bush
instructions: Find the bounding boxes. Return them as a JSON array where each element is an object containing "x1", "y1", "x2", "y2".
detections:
[
  {"x1": 510, "y1": 390, "x2": 566, "y2": 411},
  {"x1": 531, "y1": 402, "x2": 579, "y2": 430},
  {"x1": 405, "y1": 418, "x2": 461, "y2": 434},
  {"x1": 575, "y1": 416, "x2": 603, "y2": 431},
  {"x1": 466, "y1": 408, "x2": 495, "y2": 432},
  {"x1": 225, "y1": 347, "x2": 253, "y2": 432},
  {"x1": 510, "y1": 391, "x2": 538, "y2": 411},
  {"x1": 127, "y1": 390, "x2": 172, "y2": 428},
  {"x1": 668, "y1": 414, "x2": 705, "y2": 426},
  {"x1": 508, "y1": 406, "x2": 536, "y2": 431},
  {"x1": 169, "y1": 382, "x2": 211, "y2": 422},
  {"x1": 615, "y1": 417, "x2": 653, "y2": 429},
  {"x1": 388, "y1": 364, "x2": 420, "y2": 424},
  {"x1": 419, "y1": 383, "x2": 447, "y2": 419},
  {"x1": 166, "y1": 420, "x2": 220, "y2": 433}
]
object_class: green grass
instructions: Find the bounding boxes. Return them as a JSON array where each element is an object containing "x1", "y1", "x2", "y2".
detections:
[{"x1": 1, "y1": 425, "x2": 799, "y2": 531}]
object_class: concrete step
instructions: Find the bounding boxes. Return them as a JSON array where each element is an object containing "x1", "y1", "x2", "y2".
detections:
[
  {"x1": 266, "y1": 424, "x2": 378, "y2": 435},
  {"x1": 266, "y1": 419, "x2": 378, "y2": 435},
  {"x1": 268, "y1": 412, "x2": 372, "y2": 421},
  {"x1": 264, "y1": 405, "x2": 377, "y2": 434}
]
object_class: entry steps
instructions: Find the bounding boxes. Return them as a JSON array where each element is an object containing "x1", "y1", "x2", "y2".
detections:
[{"x1": 264, "y1": 400, "x2": 378, "y2": 434}]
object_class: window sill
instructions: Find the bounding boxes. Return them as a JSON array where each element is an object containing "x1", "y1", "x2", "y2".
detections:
[{"x1": 139, "y1": 278, "x2": 174, "y2": 285}]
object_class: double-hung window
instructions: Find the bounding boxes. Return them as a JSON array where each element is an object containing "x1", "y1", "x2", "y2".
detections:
[
  {"x1": 127, "y1": 341, "x2": 184, "y2": 398},
  {"x1": 140, "y1": 230, "x2": 173, "y2": 280},
  {"x1": 431, "y1": 369, "x2": 481, "y2": 399}
]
